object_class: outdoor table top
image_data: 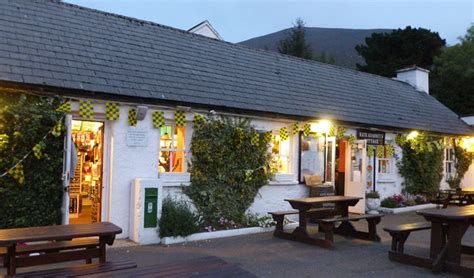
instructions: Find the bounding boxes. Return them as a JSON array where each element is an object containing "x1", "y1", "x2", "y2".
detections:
[
  {"x1": 285, "y1": 195, "x2": 362, "y2": 205},
  {"x1": 442, "y1": 188, "x2": 474, "y2": 193},
  {"x1": 417, "y1": 205, "x2": 474, "y2": 221},
  {"x1": 0, "y1": 222, "x2": 122, "y2": 246}
]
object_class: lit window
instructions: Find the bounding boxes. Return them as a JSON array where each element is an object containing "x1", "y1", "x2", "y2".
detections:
[
  {"x1": 377, "y1": 145, "x2": 392, "y2": 176},
  {"x1": 159, "y1": 126, "x2": 185, "y2": 173},
  {"x1": 271, "y1": 134, "x2": 290, "y2": 174},
  {"x1": 445, "y1": 147, "x2": 455, "y2": 180}
]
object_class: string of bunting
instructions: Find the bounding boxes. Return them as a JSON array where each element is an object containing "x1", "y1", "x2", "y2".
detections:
[{"x1": 0, "y1": 116, "x2": 65, "y2": 184}]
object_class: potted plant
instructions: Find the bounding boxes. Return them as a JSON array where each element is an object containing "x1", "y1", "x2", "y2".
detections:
[{"x1": 366, "y1": 191, "x2": 381, "y2": 214}]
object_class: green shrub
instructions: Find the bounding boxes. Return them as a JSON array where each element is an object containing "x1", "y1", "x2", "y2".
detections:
[
  {"x1": 245, "y1": 213, "x2": 275, "y2": 228},
  {"x1": 404, "y1": 199, "x2": 417, "y2": 207},
  {"x1": 381, "y1": 197, "x2": 398, "y2": 208},
  {"x1": 185, "y1": 116, "x2": 272, "y2": 227},
  {"x1": 396, "y1": 133, "x2": 444, "y2": 198},
  {"x1": 0, "y1": 93, "x2": 64, "y2": 228},
  {"x1": 158, "y1": 197, "x2": 201, "y2": 238}
]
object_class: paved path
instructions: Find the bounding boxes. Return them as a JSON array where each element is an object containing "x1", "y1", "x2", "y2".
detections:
[
  {"x1": 107, "y1": 211, "x2": 473, "y2": 277},
  {"x1": 2, "y1": 211, "x2": 473, "y2": 277}
]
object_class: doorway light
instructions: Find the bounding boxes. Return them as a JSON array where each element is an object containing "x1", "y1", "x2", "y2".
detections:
[
  {"x1": 407, "y1": 131, "x2": 419, "y2": 140},
  {"x1": 310, "y1": 120, "x2": 331, "y2": 134}
]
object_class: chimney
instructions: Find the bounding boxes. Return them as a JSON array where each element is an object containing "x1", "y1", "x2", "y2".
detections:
[{"x1": 395, "y1": 66, "x2": 430, "y2": 94}]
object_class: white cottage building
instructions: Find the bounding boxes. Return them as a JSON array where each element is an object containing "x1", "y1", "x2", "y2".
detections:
[{"x1": 0, "y1": 1, "x2": 472, "y2": 244}]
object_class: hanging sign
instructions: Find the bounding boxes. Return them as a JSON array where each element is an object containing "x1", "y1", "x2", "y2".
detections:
[{"x1": 357, "y1": 129, "x2": 385, "y2": 145}]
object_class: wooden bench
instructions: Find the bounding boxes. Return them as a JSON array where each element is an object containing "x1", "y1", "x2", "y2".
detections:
[
  {"x1": 384, "y1": 222, "x2": 431, "y2": 253},
  {"x1": 269, "y1": 208, "x2": 334, "y2": 235},
  {"x1": 318, "y1": 213, "x2": 383, "y2": 242},
  {"x1": 1, "y1": 238, "x2": 100, "y2": 267},
  {"x1": 8, "y1": 260, "x2": 137, "y2": 277}
]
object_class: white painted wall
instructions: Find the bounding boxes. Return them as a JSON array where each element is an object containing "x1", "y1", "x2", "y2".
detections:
[{"x1": 67, "y1": 100, "x2": 473, "y2": 243}]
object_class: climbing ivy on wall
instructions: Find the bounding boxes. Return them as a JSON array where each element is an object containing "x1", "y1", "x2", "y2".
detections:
[
  {"x1": 184, "y1": 115, "x2": 272, "y2": 226},
  {"x1": 396, "y1": 133, "x2": 444, "y2": 197},
  {"x1": 447, "y1": 143, "x2": 474, "y2": 189},
  {"x1": 0, "y1": 93, "x2": 64, "y2": 228}
]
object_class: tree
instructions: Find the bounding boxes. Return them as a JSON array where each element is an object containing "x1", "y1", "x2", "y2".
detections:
[
  {"x1": 431, "y1": 25, "x2": 474, "y2": 116},
  {"x1": 314, "y1": 51, "x2": 336, "y2": 65},
  {"x1": 278, "y1": 18, "x2": 313, "y2": 59},
  {"x1": 355, "y1": 26, "x2": 445, "y2": 77},
  {"x1": 0, "y1": 93, "x2": 64, "y2": 228}
]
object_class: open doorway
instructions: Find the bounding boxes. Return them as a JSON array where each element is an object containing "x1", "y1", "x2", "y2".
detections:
[
  {"x1": 345, "y1": 140, "x2": 367, "y2": 214},
  {"x1": 69, "y1": 120, "x2": 104, "y2": 224}
]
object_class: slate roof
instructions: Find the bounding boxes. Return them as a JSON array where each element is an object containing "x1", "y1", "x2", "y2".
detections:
[{"x1": 0, "y1": 0, "x2": 471, "y2": 135}]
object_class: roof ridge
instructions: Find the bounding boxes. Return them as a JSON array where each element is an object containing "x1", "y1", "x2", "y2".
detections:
[{"x1": 56, "y1": 0, "x2": 404, "y2": 86}]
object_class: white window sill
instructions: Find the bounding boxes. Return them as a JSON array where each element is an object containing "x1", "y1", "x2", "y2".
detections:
[
  {"x1": 158, "y1": 172, "x2": 190, "y2": 187},
  {"x1": 377, "y1": 179, "x2": 396, "y2": 184},
  {"x1": 269, "y1": 173, "x2": 298, "y2": 185}
]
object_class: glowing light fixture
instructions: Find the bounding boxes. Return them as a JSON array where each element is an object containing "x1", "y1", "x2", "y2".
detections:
[
  {"x1": 407, "y1": 131, "x2": 419, "y2": 140},
  {"x1": 461, "y1": 137, "x2": 474, "y2": 152},
  {"x1": 310, "y1": 120, "x2": 332, "y2": 133}
]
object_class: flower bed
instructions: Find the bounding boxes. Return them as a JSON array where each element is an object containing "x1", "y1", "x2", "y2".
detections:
[{"x1": 380, "y1": 193, "x2": 428, "y2": 209}]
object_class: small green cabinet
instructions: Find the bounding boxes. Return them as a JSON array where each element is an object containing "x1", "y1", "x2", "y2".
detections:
[{"x1": 144, "y1": 188, "x2": 158, "y2": 228}]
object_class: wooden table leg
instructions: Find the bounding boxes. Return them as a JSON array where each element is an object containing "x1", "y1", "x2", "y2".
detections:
[
  {"x1": 446, "y1": 222, "x2": 469, "y2": 264},
  {"x1": 7, "y1": 244, "x2": 16, "y2": 275},
  {"x1": 430, "y1": 221, "x2": 444, "y2": 259},
  {"x1": 99, "y1": 237, "x2": 106, "y2": 264},
  {"x1": 290, "y1": 203, "x2": 312, "y2": 239}
]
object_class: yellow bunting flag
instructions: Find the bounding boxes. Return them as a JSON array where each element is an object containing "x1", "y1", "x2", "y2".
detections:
[
  {"x1": 386, "y1": 144, "x2": 395, "y2": 158},
  {"x1": 51, "y1": 121, "x2": 62, "y2": 137},
  {"x1": 193, "y1": 114, "x2": 205, "y2": 126},
  {"x1": 303, "y1": 124, "x2": 311, "y2": 136},
  {"x1": 152, "y1": 111, "x2": 165, "y2": 128},
  {"x1": 292, "y1": 122, "x2": 299, "y2": 135},
  {"x1": 376, "y1": 145, "x2": 384, "y2": 158},
  {"x1": 174, "y1": 111, "x2": 186, "y2": 127},
  {"x1": 236, "y1": 127, "x2": 244, "y2": 142},
  {"x1": 280, "y1": 127, "x2": 289, "y2": 141},
  {"x1": 251, "y1": 133, "x2": 260, "y2": 146},
  {"x1": 105, "y1": 102, "x2": 120, "y2": 121},
  {"x1": 9, "y1": 163, "x2": 24, "y2": 185},
  {"x1": 32, "y1": 143, "x2": 43, "y2": 159},
  {"x1": 263, "y1": 131, "x2": 272, "y2": 143},
  {"x1": 56, "y1": 101, "x2": 71, "y2": 113},
  {"x1": 79, "y1": 99, "x2": 94, "y2": 119},
  {"x1": 128, "y1": 108, "x2": 137, "y2": 126},
  {"x1": 328, "y1": 125, "x2": 336, "y2": 137}
]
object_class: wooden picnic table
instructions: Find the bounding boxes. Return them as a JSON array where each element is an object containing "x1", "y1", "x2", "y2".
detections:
[
  {"x1": 0, "y1": 222, "x2": 121, "y2": 275},
  {"x1": 438, "y1": 188, "x2": 474, "y2": 207},
  {"x1": 281, "y1": 196, "x2": 382, "y2": 248},
  {"x1": 417, "y1": 205, "x2": 474, "y2": 275}
]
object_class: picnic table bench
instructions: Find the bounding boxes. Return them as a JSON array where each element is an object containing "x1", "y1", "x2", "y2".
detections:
[
  {"x1": 0, "y1": 222, "x2": 130, "y2": 276},
  {"x1": 270, "y1": 196, "x2": 383, "y2": 248},
  {"x1": 385, "y1": 206, "x2": 474, "y2": 276}
]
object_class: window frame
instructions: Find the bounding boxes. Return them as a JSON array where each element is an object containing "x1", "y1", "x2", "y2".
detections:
[
  {"x1": 159, "y1": 125, "x2": 186, "y2": 173},
  {"x1": 444, "y1": 147, "x2": 455, "y2": 181},
  {"x1": 270, "y1": 132, "x2": 291, "y2": 175},
  {"x1": 375, "y1": 142, "x2": 394, "y2": 181}
]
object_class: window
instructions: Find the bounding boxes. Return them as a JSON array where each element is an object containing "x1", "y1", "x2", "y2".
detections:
[
  {"x1": 271, "y1": 134, "x2": 290, "y2": 174},
  {"x1": 299, "y1": 133, "x2": 325, "y2": 183},
  {"x1": 377, "y1": 144, "x2": 392, "y2": 179},
  {"x1": 159, "y1": 126, "x2": 185, "y2": 173},
  {"x1": 445, "y1": 147, "x2": 455, "y2": 180}
]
